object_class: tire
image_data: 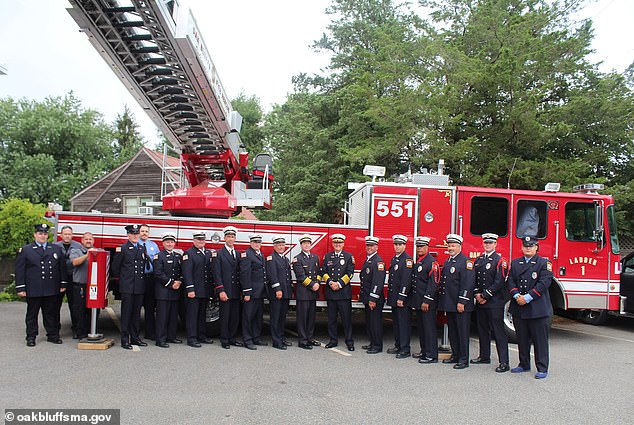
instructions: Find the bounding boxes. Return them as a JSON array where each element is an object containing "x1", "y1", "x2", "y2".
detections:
[
  {"x1": 205, "y1": 298, "x2": 220, "y2": 336},
  {"x1": 503, "y1": 300, "x2": 517, "y2": 344},
  {"x1": 580, "y1": 309, "x2": 608, "y2": 326}
]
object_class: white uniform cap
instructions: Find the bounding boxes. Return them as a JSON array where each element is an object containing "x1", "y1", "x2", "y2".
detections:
[
  {"x1": 392, "y1": 234, "x2": 408, "y2": 244},
  {"x1": 331, "y1": 233, "x2": 346, "y2": 242},
  {"x1": 299, "y1": 234, "x2": 312, "y2": 243},
  {"x1": 192, "y1": 231, "x2": 207, "y2": 240},
  {"x1": 161, "y1": 232, "x2": 176, "y2": 241},
  {"x1": 482, "y1": 233, "x2": 498, "y2": 243},
  {"x1": 249, "y1": 233, "x2": 263, "y2": 242},
  {"x1": 446, "y1": 233, "x2": 463, "y2": 244},
  {"x1": 365, "y1": 235, "x2": 379, "y2": 245},
  {"x1": 415, "y1": 236, "x2": 431, "y2": 246},
  {"x1": 223, "y1": 226, "x2": 238, "y2": 236}
]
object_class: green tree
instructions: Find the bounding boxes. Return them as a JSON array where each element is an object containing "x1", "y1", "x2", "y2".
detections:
[
  {"x1": 113, "y1": 104, "x2": 144, "y2": 161},
  {"x1": 232, "y1": 93, "x2": 266, "y2": 161},
  {"x1": 0, "y1": 93, "x2": 118, "y2": 207},
  {"x1": 0, "y1": 198, "x2": 49, "y2": 258}
]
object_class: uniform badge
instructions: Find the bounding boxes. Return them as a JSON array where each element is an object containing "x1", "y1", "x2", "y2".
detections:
[
  {"x1": 267, "y1": 255, "x2": 273, "y2": 261},
  {"x1": 532, "y1": 272, "x2": 537, "y2": 279},
  {"x1": 340, "y1": 259, "x2": 345, "y2": 266},
  {"x1": 450, "y1": 267, "x2": 455, "y2": 274},
  {"x1": 406, "y1": 259, "x2": 413, "y2": 268},
  {"x1": 116, "y1": 247, "x2": 121, "y2": 252},
  {"x1": 128, "y1": 246, "x2": 134, "y2": 250},
  {"x1": 486, "y1": 263, "x2": 491, "y2": 270},
  {"x1": 394, "y1": 264, "x2": 399, "y2": 271},
  {"x1": 546, "y1": 261, "x2": 552, "y2": 272},
  {"x1": 53, "y1": 253, "x2": 58, "y2": 259},
  {"x1": 212, "y1": 251, "x2": 217, "y2": 257},
  {"x1": 466, "y1": 260, "x2": 474, "y2": 270},
  {"x1": 378, "y1": 262, "x2": 385, "y2": 271},
  {"x1": 366, "y1": 267, "x2": 370, "y2": 274},
  {"x1": 182, "y1": 254, "x2": 188, "y2": 260},
  {"x1": 153, "y1": 254, "x2": 158, "y2": 260},
  {"x1": 241, "y1": 252, "x2": 247, "y2": 258},
  {"x1": 417, "y1": 265, "x2": 422, "y2": 272}
]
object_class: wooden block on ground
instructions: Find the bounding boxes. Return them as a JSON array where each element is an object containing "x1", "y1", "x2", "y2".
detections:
[
  {"x1": 77, "y1": 338, "x2": 115, "y2": 350},
  {"x1": 438, "y1": 351, "x2": 452, "y2": 360}
]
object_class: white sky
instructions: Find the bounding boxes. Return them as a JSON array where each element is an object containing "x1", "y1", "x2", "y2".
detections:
[{"x1": 0, "y1": 0, "x2": 632, "y2": 146}]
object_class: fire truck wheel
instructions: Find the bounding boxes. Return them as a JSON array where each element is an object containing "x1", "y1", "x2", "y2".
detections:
[
  {"x1": 503, "y1": 300, "x2": 517, "y2": 344},
  {"x1": 205, "y1": 298, "x2": 220, "y2": 336},
  {"x1": 580, "y1": 309, "x2": 608, "y2": 325}
]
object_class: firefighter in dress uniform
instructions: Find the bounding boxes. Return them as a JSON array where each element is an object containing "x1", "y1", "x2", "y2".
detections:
[
  {"x1": 359, "y1": 236, "x2": 386, "y2": 354},
  {"x1": 438, "y1": 233, "x2": 475, "y2": 369},
  {"x1": 15, "y1": 223, "x2": 68, "y2": 346},
  {"x1": 386, "y1": 234, "x2": 414, "y2": 358},
  {"x1": 266, "y1": 236, "x2": 293, "y2": 350},
  {"x1": 292, "y1": 234, "x2": 322, "y2": 349},
  {"x1": 240, "y1": 233, "x2": 268, "y2": 350},
  {"x1": 322, "y1": 233, "x2": 355, "y2": 351},
  {"x1": 508, "y1": 236, "x2": 554, "y2": 379},
  {"x1": 153, "y1": 232, "x2": 183, "y2": 348},
  {"x1": 213, "y1": 226, "x2": 243, "y2": 349},
  {"x1": 471, "y1": 233, "x2": 510, "y2": 372},
  {"x1": 111, "y1": 224, "x2": 149, "y2": 349},
  {"x1": 181, "y1": 231, "x2": 215, "y2": 348},
  {"x1": 410, "y1": 236, "x2": 441, "y2": 363}
]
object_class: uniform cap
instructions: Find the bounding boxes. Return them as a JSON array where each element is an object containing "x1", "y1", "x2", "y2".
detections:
[
  {"x1": 482, "y1": 233, "x2": 499, "y2": 243},
  {"x1": 249, "y1": 233, "x2": 263, "y2": 243},
  {"x1": 272, "y1": 236, "x2": 286, "y2": 244},
  {"x1": 299, "y1": 234, "x2": 312, "y2": 243},
  {"x1": 365, "y1": 235, "x2": 379, "y2": 246},
  {"x1": 392, "y1": 234, "x2": 407, "y2": 244},
  {"x1": 415, "y1": 236, "x2": 431, "y2": 247},
  {"x1": 125, "y1": 224, "x2": 141, "y2": 234},
  {"x1": 35, "y1": 223, "x2": 51, "y2": 233},
  {"x1": 331, "y1": 233, "x2": 346, "y2": 243},
  {"x1": 522, "y1": 235, "x2": 538, "y2": 247},
  {"x1": 223, "y1": 226, "x2": 237, "y2": 236},
  {"x1": 446, "y1": 233, "x2": 463, "y2": 245},
  {"x1": 161, "y1": 232, "x2": 176, "y2": 241},
  {"x1": 192, "y1": 231, "x2": 207, "y2": 240}
]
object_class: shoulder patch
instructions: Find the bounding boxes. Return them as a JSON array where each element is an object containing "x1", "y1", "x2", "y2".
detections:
[
  {"x1": 153, "y1": 254, "x2": 158, "y2": 260},
  {"x1": 377, "y1": 262, "x2": 385, "y2": 271},
  {"x1": 241, "y1": 252, "x2": 247, "y2": 258},
  {"x1": 182, "y1": 254, "x2": 188, "y2": 260},
  {"x1": 266, "y1": 255, "x2": 273, "y2": 261},
  {"x1": 546, "y1": 261, "x2": 552, "y2": 272},
  {"x1": 211, "y1": 251, "x2": 217, "y2": 257},
  {"x1": 116, "y1": 247, "x2": 122, "y2": 252},
  {"x1": 406, "y1": 259, "x2": 413, "y2": 268},
  {"x1": 351, "y1": 256, "x2": 355, "y2": 265},
  {"x1": 466, "y1": 260, "x2": 474, "y2": 270}
]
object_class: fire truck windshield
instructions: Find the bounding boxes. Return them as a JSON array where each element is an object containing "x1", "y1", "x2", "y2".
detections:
[{"x1": 607, "y1": 205, "x2": 620, "y2": 254}]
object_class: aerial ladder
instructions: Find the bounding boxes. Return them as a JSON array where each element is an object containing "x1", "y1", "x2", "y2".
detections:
[{"x1": 67, "y1": 0, "x2": 274, "y2": 217}]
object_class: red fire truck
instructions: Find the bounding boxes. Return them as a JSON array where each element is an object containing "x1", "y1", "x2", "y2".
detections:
[{"x1": 51, "y1": 171, "x2": 622, "y2": 339}]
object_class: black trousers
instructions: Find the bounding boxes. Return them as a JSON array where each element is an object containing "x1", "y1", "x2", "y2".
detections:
[
  {"x1": 219, "y1": 298, "x2": 241, "y2": 344},
  {"x1": 514, "y1": 315, "x2": 550, "y2": 372},
  {"x1": 446, "y1": 311, "x2": 472, "y2": 364},
  {"x1": 392, "y1": 305, "x2": 411, "y2": 353},
  {"x1": 25, "y1": 295, "x2": 60, "y2": 340},
  {"x1": 296, "y1": 299, "x2": 316, "y2": 345},
  {"x1": 414, "y1": 308, "x2": 438, "y2": 359},
  {"x1": 143, "y1": 276, "x2": 156, "y2": 339},
  {"x1": 120, "y1": 293, "x2": 144, "y2": 344},
  {"x1": 326, "y1": 299, "x2": 353, "y2": 345},
  {"x1": 476, "y1": 307, "x2": 509, "y2": 363},
  {"x1": 57, "y1": 284, "x2": 77, "y2": 333},
  {"x1": 70, "y1": 284, "x2": 91, "y2": 338},
  {"x1": 185, "y1": 297, "x2": 208, "y2": 343},
  {"x1": 242, "y1": 298, "x2": 264, "y2": 344},
  {"x1": 269, "y1": 297, "x2": 289, "y2": 347},
  {"x1": 155, "y1": 299, "x2": 179, "y2": 343},
  {"x1": 364, "y1": 301, "x2": 384, "y2": 350}
]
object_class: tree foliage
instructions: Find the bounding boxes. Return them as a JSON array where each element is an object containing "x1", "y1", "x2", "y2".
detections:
[{"x1": 0, "y1": 198, "x2": 49, "y2": 258}]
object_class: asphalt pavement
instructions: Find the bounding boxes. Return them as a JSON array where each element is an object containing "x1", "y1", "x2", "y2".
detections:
[{"x1": 1, "y1": 301, "x2": 633, "y2": 424}]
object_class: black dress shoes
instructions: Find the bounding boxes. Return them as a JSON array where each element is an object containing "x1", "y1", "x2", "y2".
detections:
[
  {"x1": 200, "y1": 337, "x2": 214, "y2": 344},
  {"x1": 309, "y1": 339, "x2": 321, "y2": 346},
  {"x1": 230, "y1": 341, "x2": 244, "y2": 347},
  {"x1": 47, "y1": 337, "x2": 63, "y2": 344},
  {"x1": 395, "y1": 352, "x2": 411, "y2": 359},
  {"x1": 362, "y1": 344, "x2": 372, "y2": 350},
  {"x1": 221, "y1": 343, "x2": 230, "y2": 349},
  {"x1": 442, "y1": 358, "x2": 458, "y2": 364},
  {"x1": 273, "y1": 344, "x2": 287, "y2": 350},
  {"x1": 347, "y1": 344, "x2": 355, "y2": 352},
  {"x1": 496, "y1": 363, "x2": 510, "y2": 373},
  {"x1": 386, "y1": 346, "x2": 399, "y2": 354},
  {"x1": 418, "y1": 357, "x2": 438, "y2": 364},
  {"x1": 168, "y1": 339, "x2": 183, "y2": 344},
  {"x1": 244, "y1": 343, "x2": 257, "y2": 350},
  {"x1": 187, "y1": 341, "x2": 202, "y2": 348},
  {"x1": 121, "y1": 343, "x2": 133, "y2": 350},
  {"x1": 131, "y1": 340, "x2": 148, "y2": 347},
  {"x1": 325, "y1": 342, "x2": 338, "y2": 349},
  {"x1": 26, "y1": 339, "x2": 36, "y2": 347},
  {"x1": 366, "y1": 348, "x2": 382, "y2": 354},
  {"x1": 470, "y1": 357, "x2": 491, "y2": 364},
  {"x1": 299, "y1": 343, "x2": 313, "y2": 350},
  {"x1": 156, "y1": 341, "x2": 169, "y2": 348},
  {"x1": 412, "y1": 351, "x2": 423, "y2": 359},
  {"x1": 453, "y1": 363, "x2": 469, "y2": 369},
  {"x1": 253, "y1": 340, "x2": 268, "y2": 346}
]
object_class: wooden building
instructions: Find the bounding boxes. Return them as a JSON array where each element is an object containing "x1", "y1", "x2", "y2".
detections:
[{"x1": 70, "y1": 147, "x2": 180, "y2": 215}]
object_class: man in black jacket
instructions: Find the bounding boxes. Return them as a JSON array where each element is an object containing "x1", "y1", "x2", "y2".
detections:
[
  {"x1": 240, "y1": 233, "x2": 268, "y2": 350},
  {"x1": 359, "y1": 236, "x2": 386, "y2": 354},
  {"x1": 214, "y1": 226, "x2": 243, "y2": 349},
  {"x1": 266, "y1": 236, "x2": 293, "y2": 350},
  {"x1": 292, "y1": 234, "x2": 321, "y2": 349},
  {"x1": 153, "y1": 232, "x2": 182, "y2": 348}
]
